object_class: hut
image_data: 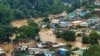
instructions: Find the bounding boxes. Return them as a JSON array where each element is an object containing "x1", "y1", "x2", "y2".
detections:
[{"x1": 58, "y1": 48, "x2": 68, "y2": 56}]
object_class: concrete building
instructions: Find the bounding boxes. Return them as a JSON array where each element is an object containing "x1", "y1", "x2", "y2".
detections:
[
  {"x1": 95, "y1": 0, "x2": 100, "y2": 5},
  {"x1": 75, "y1": 9, "x2": 83, "y2": 15},
  {"x1": 87, "y1": 17, "x2": 100, "y2": 24},
  {"x1": 80, "y1": 22, "x2": 88, "y2": 27},
  {"x1": 51, "y1": 19, "x2": 59, "y2": 24},
  {"x1": 72, "y1": 21, "x2": 82, "y2": 26},
  {"x1": 44, "y1": 51, "x2": 56, "y2": 56}
]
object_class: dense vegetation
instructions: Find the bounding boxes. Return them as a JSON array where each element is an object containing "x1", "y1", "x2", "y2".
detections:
[
  {"x1": 0, "y1": 0, "x2": 66, "y2": 25},
  {"x1": 0, "y1": 0, "x2": 66, "y2": 42},
  {"x1": 83, "y1": 45, "x2": 100, "y2": 56},
  {"x1": 82, "y1": 31, "x2": 100, "y2": 44},
  {"x1": 0, "y1": 0, "x2": 97, "y2": 43},
  {"x1": 16, "y1": 19, "x2": 39, "y2": 39},
  {"x1": 55, "y1": 30, "x2": 76, "y2": 41},
  {"x1": 0, "y1": 0, "x2": 96, "y2": 25},
  {"x1": 0, "y1": 25, "x2": 17, "y2": 42}
]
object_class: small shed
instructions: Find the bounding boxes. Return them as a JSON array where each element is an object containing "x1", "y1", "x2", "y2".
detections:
[{"x1": 58, "y1": 48, "x2": 68, "y2": 56}]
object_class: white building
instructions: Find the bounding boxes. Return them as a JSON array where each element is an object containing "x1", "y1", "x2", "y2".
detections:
[
  {"x1": 95, "y1": 0, "x2": 100, "y2": 5},
  {"x1": 87, "y1": 17, "x2": 100, "y2": 24},
  {"x1": 0, "y1": 47, "x2": 5, "y2": 55},
  {"x1": 51, "y1": 19, "x2": 59, "y2": 24},
  {"x1": 80, "y1": 22, "x2": 88, "y2": 27},
  {"x1": 72, "y1": 21, "x2": 82, "y2": 26},
  {"x1": 75, "y1": 9, "x2": 83, "y2": 15},
  {"x1": 95, "y1": 8, "x2": 100, "y2": 11}
]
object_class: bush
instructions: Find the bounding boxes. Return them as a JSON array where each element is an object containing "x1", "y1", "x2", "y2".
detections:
[{"x1": 82, "y1": 36, "x2": 89, "y2": 44}]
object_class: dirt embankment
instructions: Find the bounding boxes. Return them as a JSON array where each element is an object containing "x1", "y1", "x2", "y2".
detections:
[
  {"x1": 11, "y1": 18, "x2": 43, "y2": 28},
  {"x1": 11, "y1": 19, "x2": 28, "y2": 28}
]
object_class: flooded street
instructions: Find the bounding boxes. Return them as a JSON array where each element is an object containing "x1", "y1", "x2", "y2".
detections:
[
  {"x1": 39, "y1": 29, "x2": 56, "y2": 43},
  {"x1": 39, "y1": 29, "x2": 88, "y2": 48}
]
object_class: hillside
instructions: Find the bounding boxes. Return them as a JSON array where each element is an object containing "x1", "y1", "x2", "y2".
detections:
[{"x1": 0, "y1": 0, "x2": 66, "y2": 25}]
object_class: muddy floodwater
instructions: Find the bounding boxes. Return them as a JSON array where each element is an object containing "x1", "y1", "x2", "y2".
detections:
[{"x1": 39, "y1": 29, "x2": 89, "y2": 48}]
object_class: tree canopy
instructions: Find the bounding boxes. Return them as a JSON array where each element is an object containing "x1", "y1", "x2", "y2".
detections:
[
  {"x1": 83, "y1": 45, "x2": 100, "y2": 56},
  {"x1": 89, "y1": 31, "x2": 100, "y2": 44},
  {"x1": 55, "y1": 30, "x2": 76, "y2": 41},
  {"x1": 17, "y1": 20, "x2": 39, "y2": 40},
  {"x1": 0, "y1": 25, "x2": 17, "y2": 42}
]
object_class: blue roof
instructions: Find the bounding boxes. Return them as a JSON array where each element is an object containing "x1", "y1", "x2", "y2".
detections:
[
  {"x1": 79, "y1": 12, "x2": 86, "y2": 16},
  {"x1": 50, "y1": 24, "x2": 56, "y2": 29},
  {"x1": 59, "y1": 48, "x2": 68, "y2": 55},
  {"x1": 60, "y1": 21, "x2": 68, "y2": 27},
  {"x1": 67, "y1": 12, "x2": 76, "y2": 19}
]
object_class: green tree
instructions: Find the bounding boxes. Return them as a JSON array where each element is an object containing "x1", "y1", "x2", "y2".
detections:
[
  {"x1": 83, "y1": 45, "x2": 100, "y2": 56},
  {"x1": 63, "y1": 30, "x2": 76, "y2": 41},
  {"x1": 27, "y1": 19, "x2": 38, "y2": 26},
  {"x1": 89, "y1": 31, "x2": 100, "y2": 44},
  {"x1": 12, "y1": 9, "x2": 24, "y2": 19},
  {"x1": 88, "y1": 0, "x2": 95, "y2": 5},
  {"x1": 55, "y1": 30, "x2": 76, "y2": 41},
  {"x1": 81, "y1": 13, "x2": 93, "y2": 19},
  {"x1": 0, "y1": 4, "x2": 13, "y2": 25},
  {"x1": 0, "y1": 25, "x2": 16, "y2": 42},
  {"x1": 82, "y1": 36, "x2": 89, "y2": 44},
  {"x1": 42, "y1": 17, "x2": 50, "y2": 23},
  {"x1": 17, "y1": 20, "x2": 39, "y2": 39},
  {"x1": 0, "y1": 0, "x2": 66, "y2": 25},
  {"x1": 18, "y1": 25, "x2": 39, "y2": 39}
]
